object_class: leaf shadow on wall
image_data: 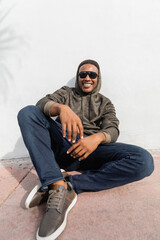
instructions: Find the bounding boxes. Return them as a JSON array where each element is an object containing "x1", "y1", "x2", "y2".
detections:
[{"x1": 0, "y1": 5, "x2": 28, "y2": 104}]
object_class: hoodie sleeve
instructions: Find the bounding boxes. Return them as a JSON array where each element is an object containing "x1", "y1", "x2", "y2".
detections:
[
  {"x1": 100, "y1": 100, "x2": 120, "y2": 143},
  {"x1": 36, "y1": 86, "x2": 70, "y2": 116}
]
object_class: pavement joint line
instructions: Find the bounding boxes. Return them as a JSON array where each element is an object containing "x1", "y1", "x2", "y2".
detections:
[
  {"x1": 0, "y1": 165, "x2": 33, "y2": 207},
  {"x1": 0, "y1": 157, "x2": 32, "y2": 166}
]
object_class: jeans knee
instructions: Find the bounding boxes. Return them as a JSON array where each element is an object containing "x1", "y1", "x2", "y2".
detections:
[
  {"x1": 135, "y1": 148, "x2": 154, "y2": 178},
  {"x1": 17, "y1": 105, "x2": 39, "y2": 125},
  {"x1": 141, "y1": 149, "x2": 154, "y2": 176}
]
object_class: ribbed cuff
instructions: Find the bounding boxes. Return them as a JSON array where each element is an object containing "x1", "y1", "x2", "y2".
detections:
[
  {"x1": 44, "y1": 101, "x2": 56, "y2": 116},
  {"x1": 101, "y1": 132, "x2": 111, "y2": 143}
]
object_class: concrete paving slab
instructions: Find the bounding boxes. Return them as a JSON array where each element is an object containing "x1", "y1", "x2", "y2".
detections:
[
  {"x1": 0, "y1": 150, "x2": 160, "y2": 240},
  {"x1": 0, "y1": 158, "x2": 33, "y2": 206},
  {"x1": 0, "y1": 169, "x2": 43, "y2": 240}
]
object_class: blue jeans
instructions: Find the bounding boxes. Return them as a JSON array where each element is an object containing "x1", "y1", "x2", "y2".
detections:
[{"x1": 17, "y1": 105, "x2": 154, "y2": 194}]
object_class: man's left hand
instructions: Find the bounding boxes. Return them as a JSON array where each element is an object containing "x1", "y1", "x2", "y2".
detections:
[{"x1": 67, "y1": 133, "x2": 106, "y2": 161}]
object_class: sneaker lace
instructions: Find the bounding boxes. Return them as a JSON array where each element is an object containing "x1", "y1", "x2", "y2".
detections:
[{"x1": 47, "y1": 189, "x2": 65, "y2": 212}]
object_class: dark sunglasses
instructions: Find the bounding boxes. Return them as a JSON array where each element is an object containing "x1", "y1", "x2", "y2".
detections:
[{"x1": 79, "y1": 71, "x2": 98, "y2": 79}]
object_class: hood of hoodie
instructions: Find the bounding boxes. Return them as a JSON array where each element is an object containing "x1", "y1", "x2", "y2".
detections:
[
  {"x1": 71, "y1": 60, "x2": 103, "y2": 125},
  {"x1": 75, "y1": 59, "x2": 101, "y2": 96}
]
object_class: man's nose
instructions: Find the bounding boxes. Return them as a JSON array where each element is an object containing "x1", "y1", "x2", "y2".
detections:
[{"x1": 85, "y1": 74, "x2": 91, "y2": 80}]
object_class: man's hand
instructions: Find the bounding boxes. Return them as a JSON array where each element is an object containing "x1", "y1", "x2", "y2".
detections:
[
  {"x1": 59, "y1": 105, "x2": 83, "y2": 142},
  {"x1": 49, "y1": 104, "x2": 84, "y2": 142},
  {"x1": 67, "y1": 133, "x2": 106, "y2": 161}
]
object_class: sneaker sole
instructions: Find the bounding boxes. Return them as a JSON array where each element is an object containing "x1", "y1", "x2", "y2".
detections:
[
  {"x1": 25, "y1": 183, "x2": 42, "y2": 209},
  {"x1": 36, "y1": 193, "x2": 77, "y2": 240}
]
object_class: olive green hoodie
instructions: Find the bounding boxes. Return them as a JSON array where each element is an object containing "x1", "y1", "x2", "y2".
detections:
[{"x1": 36, "y1": 60, "x2": 119, "y2": 143}]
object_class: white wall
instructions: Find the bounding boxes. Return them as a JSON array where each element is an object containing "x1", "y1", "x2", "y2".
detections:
[{"x1": 0, "y1": 0, "x2": 160, "y2": 159}]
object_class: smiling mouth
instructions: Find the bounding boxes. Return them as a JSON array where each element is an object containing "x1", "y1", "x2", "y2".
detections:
[{"x1": 82, "y1": 83, "x2": 93, "y2": 88}]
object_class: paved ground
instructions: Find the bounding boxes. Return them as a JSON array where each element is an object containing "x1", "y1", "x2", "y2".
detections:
[{"x1": 0, "y1": 150, "x2": 160, "y2": 240}]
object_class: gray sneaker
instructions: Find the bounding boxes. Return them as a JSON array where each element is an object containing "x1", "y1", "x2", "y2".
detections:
[
  {"x1": 25, "y1": 171, "x2": 70, "y2": 209},
  {"x1": 25, "y1": 184, "x2": 49, "y2": 208},
  {"x1": 36, "y1": 182, "x2": 77, "y2": 240}
]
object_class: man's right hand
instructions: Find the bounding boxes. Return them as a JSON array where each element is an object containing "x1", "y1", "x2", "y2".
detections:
[{"x1": 49, "y1": 103, "x2": 83, "y2": 142}]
